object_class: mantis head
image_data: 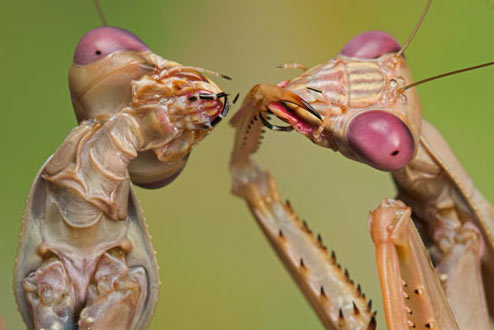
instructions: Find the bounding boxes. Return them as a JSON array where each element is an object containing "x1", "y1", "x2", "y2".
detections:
[
  {"x1": 252, "y1": 31, "x2": 421, "y2": 172},
  {"x1": 69, "y1": 26, "x2": 229, "y2": 188},
  {"x1": 329, "y1": 31, "x2": 417, "y2": 172},
  {"x1": 247, "y1": 0, "x2": 493, "y2": 173}
]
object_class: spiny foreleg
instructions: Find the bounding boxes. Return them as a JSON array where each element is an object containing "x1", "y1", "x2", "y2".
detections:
[
  {"x1": 235, "y1": 167, "x2": 375, "y2": 329},
  {"x1": 434, "y1": 221, "x2": 490, "y2": 329},
  {"x1": 369, "y1": 199, "x2": 459, "y2": 330},
  {"x1": 230, "y1": 84, "x2": 374, "y2": 329}
]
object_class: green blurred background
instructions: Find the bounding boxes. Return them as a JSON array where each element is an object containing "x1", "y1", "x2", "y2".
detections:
[{"x1": 2, "y1": 0, "x2": 494, "y2": 329}]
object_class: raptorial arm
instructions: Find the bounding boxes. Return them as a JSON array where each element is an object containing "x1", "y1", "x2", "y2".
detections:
[
  {"x1": 230, "y1": 89, "x2": 375, "y2": 330},
  {"x1": 434, "y1": 222, "x2": 490, "y2": 330},
  {"x1": 369, "y1": 199, "x2": 459, "y2": 330}
]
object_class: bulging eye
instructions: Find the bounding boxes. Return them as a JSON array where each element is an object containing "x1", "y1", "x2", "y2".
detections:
[
  {"x1": 134, "y1": 169, "x2": 184, "y2": 189},
  {"x1": 73, "y1": 26, "x2": 149, "y2": 65},
  {"x1": 347, "y1": 111, "x2": 414, "y2": 171},
  {"x1": 339, "y1": 31, "x2": 401, "y2": 59},
  {"x1": 128, "y1": 152, "x2": 189, "y2": 189}
]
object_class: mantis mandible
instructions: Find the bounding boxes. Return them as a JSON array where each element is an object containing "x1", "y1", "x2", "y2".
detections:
[
  {"x1": 230, "y1": 0, "x2": 493, "y2": 328},
  {"x1": 14, "y1": 9, "x2": 230, "y2": 329}
]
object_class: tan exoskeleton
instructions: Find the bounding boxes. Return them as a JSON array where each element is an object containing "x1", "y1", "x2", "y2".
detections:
[
  {"x1": 15, "y1": 25, "x2": 230, "y2": 329},
  {"x1": 230, "y1": 0, "x2": 494, "y2": 328}
]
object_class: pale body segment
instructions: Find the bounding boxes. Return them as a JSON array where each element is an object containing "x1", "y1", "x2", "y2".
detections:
[
  {"x1": 16, "y1": 26, "x2": 229, "y2": 330},
  {"x1": 230, "y1": 8, "x2": 493, "y2": 329}
]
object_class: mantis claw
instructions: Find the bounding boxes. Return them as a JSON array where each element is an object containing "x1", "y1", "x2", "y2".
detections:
[
  {"x1": 256, "y1": 96, "x2": 323, "y2": 132},
  {"x1": 259, "y1": 112, "x2": 293, "y2": 132},
  {"x1": 211, "y1": 92, "x2": 230, "y2": 126},
  {"x1": 281, "y1": 99, "x2": 322, "y2": 121},
  {"x1": 230, "y1": 83, "x2": 321, "y2": 165},
  {"x1": 233, "y1": 83, "x2": 319, "y2": 125},
  {"x1": 192, "y1": 92, "x2": 230, "y2": 128}
]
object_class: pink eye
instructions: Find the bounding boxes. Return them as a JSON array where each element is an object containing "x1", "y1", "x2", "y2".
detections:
[
  {"x1": 347, "y1": 111, "x2": 414, "y2": 171},
  {"x1": 339, "y1": 31, "x2": 401, "y2": 59},
  {"x1": 134, "y1": 169, "x2": 183, "y2": 189},
  {"x1": 73, "y1": 26, "x2": 149, "y2": 65},
  {"x1": 129, "y1": 153, "x2": 190, "y2": 190}
]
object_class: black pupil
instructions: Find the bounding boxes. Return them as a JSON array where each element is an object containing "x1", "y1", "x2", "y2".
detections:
[{"x1": 95, "y1": 50, "x2": 102, "y2": 55}]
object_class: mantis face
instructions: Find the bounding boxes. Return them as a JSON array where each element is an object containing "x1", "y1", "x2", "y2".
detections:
[
  {"x1": 250, "y1": 31, "x2": 423, "y2": 172},
  {"x1": 69, "y1": 26, "x2": 229, "y2": 188}
]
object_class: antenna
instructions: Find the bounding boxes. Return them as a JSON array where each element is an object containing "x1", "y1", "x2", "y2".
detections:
[
  {"x1": 397, "y1": 0, "x2": 432, "y2": 57},
  {"x1": 92, "y1": 0, "x2": 108, "y2": 26},
  {"x1": 399, "y1": 61, "x2": 494, "y2": 92}
]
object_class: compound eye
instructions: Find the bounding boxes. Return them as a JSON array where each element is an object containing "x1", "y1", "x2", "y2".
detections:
[
  {"x1": 129, "y1": 153, "x2": 189, "y2": 190},
  {"x1": 347, "y1": 111, "x2": 414, "y2": 171},
  {"x1": 134, "y1": 168, "x2": 184, "y2": 189},
  {"x1": 339, "y1": 31, "x2": 401, "y2": 59},
  {"x1": 73, "y1": 26, "x2": 149, "y2": 65}
]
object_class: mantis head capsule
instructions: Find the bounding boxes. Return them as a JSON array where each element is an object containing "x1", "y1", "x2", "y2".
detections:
[
  {"x1": 69, "y1": 26, "x2": 229, "y2": 188},
  {"x1": 69, "y1": 27, "x2": 153, "y2": 123},
  {"x1": 258, "y1": 24, "x2": 494, "y2": 172},
  {"x1": 240, "y1": 2, "x2": 439, "y2": 172},
  {"x1": 256, "y1": 30, "x2": 420, "y2": 172}
]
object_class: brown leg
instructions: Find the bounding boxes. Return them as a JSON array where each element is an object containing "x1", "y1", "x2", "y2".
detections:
[
  {"x1": 435, "y1": 222, "x2": 490, "y2": 330},
  {"x1": 78, "y1": 248, "x2": 147, "y2": 330},
  {"x1": 23, "y1": 257, "x2": 76, "y2": 330},
  {"x1": 369, "y1": 199, "x2": 459, "y2": 330}
]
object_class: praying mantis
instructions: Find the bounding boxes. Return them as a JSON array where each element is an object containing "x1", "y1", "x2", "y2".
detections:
[
  {"x1": 13, "y1": 14, "x2": 230, "y2": 329},
  {"x1": 230, "y1": 0, "x2": 494, "y2": 328}
]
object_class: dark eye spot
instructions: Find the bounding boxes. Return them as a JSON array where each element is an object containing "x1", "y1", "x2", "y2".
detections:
[
  {"x1": 73, "y1": 26, "x2": 150, "y2": 65},
  {"x1": 346, "y1": 110, "x2": 414, "y2": 171}
]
